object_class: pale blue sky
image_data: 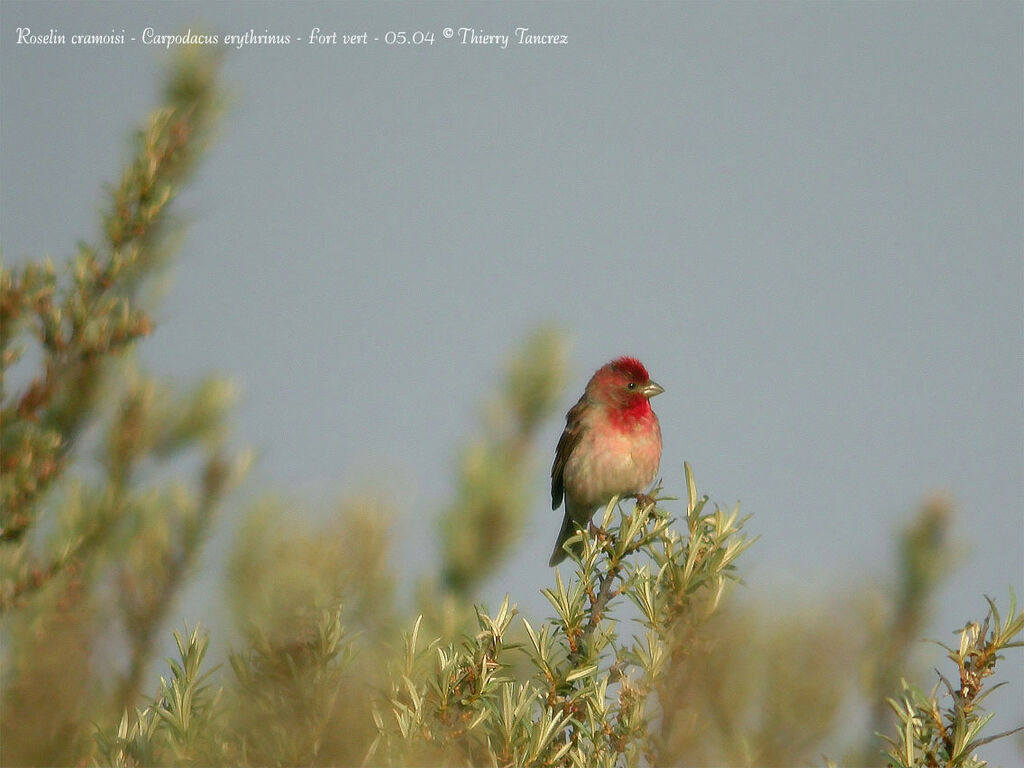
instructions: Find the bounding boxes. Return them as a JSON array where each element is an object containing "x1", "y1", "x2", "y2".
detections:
[{"x1": 3, "y1": 1, "x2": 1022, "y2": 760}]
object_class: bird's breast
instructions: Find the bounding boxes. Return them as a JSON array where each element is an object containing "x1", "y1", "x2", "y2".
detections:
[{"x1": 562, "y1": 417, "x2": 662, "y2": 509}]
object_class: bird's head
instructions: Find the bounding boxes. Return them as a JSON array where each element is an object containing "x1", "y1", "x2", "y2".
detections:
[{"x1": 589, "y1": 356, "x2": 664, "y2": 411}]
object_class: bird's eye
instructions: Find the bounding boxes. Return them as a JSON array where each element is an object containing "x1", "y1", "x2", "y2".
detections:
[{"x1": 627, "y1": 382, "x2": 636, "y2": 390}]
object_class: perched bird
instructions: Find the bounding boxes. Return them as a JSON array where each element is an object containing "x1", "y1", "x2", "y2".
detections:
[{"x1": 549, "y1": 356, "x2": 664, "y2": 566}]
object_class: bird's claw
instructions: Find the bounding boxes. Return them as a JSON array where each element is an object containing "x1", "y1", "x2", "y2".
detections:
[
  {"x1": 633, "y1": 492, "x2": 657, "y2": 512},
  {"x1": 588, "y1": 522, "x2": 610, "y2": 543}
]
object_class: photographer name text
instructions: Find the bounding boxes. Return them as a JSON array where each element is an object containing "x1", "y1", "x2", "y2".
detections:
[{"x1": 15, "y1": 26, "x2": 569, "y2": 50}]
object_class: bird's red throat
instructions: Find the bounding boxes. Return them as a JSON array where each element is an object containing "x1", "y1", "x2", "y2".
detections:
[{"x1": 607, "y1": 397, "x2": 655, "y2": 431}]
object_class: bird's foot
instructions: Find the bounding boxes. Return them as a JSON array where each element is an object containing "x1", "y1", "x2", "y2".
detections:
[
  {"x1": 633, "y1": 492, "x2": 657, "y2": 513},
  {"x1": 588, "y1": 521, "x2": 610, "y2": 544}
]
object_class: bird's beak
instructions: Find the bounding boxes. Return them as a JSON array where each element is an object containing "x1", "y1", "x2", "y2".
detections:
[{"x1": 642, "y1": 381, "x2": 665, "y2": 399}]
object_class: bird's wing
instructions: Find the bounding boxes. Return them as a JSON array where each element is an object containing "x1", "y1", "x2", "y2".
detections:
[{"x1": 551, "y1": 396, "x2": 588, "y2": 509}]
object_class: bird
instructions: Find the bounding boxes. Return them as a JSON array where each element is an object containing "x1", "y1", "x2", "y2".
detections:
[{"x1": 548, "y1": 356, "x2": 664, "y2": 566}]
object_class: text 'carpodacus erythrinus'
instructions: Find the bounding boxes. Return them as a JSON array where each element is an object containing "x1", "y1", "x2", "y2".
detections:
[{"x1": 549, "y1": 356, "x2": 664, "y2": 566}]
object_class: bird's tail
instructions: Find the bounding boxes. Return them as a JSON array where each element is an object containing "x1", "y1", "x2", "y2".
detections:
[{"x1": 548, "y1": 511, "x2": 583, "y2": 567}]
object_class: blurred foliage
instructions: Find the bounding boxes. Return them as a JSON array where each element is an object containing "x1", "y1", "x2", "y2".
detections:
[
  {"x1": 0, "y1": 47, "x2": 248, "y2": 766},
  {"x1": 437, "y1": 328, "x2": 567, "y2": 597},
  {"x1": 2, "y1": 48, "x2": 1022, "y2": 768},
  {"x1": 853, "y1": 494, "x2": 955, "y2": 765}
]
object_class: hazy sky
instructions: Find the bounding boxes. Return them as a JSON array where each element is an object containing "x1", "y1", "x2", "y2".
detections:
[{"x1": 3, "y1": 1, "x2": 1022, "y2": 758}]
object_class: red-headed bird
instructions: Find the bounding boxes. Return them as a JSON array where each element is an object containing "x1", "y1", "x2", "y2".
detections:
[{"x1": 549, "y1": 357, "x2": 664, "y2": 566}]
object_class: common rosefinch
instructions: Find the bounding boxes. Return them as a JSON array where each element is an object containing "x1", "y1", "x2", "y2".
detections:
[{"x1": 548, "y1": 356, "x2": 664, "y2": 566}]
